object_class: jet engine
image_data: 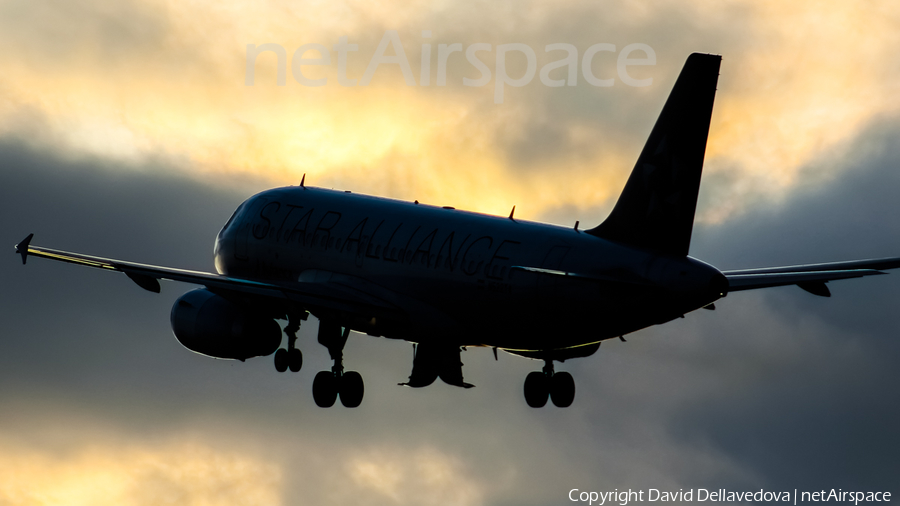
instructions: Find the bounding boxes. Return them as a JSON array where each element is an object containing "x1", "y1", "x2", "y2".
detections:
[{"x1": 170, "y1": 288, "x2": 281, "y2": 360}]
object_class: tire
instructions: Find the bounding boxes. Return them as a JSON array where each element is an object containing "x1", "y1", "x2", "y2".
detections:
[
  {"x1": 288, "y1": 348, "x2": 303, "y2": 372},
  {"x1": 524, "y1": 371, "x2": 549, "y2": 408},
  {"x1": 550, "y1": 372, "x2": 575, "y2": 408},
  {"x1": 273, "y1": 348, "x2": 288, "y2": 373},
  {"x1": 313, "y1": 371, "x2": 337, "y2": 407},
  {"x1": 339, "y1": 371, "x2": 365, "y2": 408}
]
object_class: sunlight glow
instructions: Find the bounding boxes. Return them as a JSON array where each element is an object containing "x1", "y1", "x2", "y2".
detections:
[
  {"x1": 0, "y1": 440, "x2": 282, "y2": 506},
  {"x1": 0, "y1": 0, "x2": 897, "y2": 223},
  {"x1": 346, "y1": 447, "x2": 485, "y2": 506}
]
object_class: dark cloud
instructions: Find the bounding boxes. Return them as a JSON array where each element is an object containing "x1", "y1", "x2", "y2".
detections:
[
  {"x1": 1, "y1": 120, "x2": 899, "y2": 503},
  {"x1": 680, "y1": 120, "x2": 900, "y2": 491}
]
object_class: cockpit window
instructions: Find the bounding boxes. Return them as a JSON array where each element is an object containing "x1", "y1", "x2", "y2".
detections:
[{"x1": 221, "y1": 202, "x2": 246, "y2": 231}]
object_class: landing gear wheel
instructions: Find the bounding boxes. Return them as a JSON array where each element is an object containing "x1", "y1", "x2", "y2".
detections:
[
  {"x1": 524, "y1": 371, "x2": 549, "y2": 408},
  {"x1": 313, "y1": 371, "x2": 337, "y2": 408},
  {"x1": 274, "y1": 348, "x2": 288, "y2": 373},
  {"x1": 288, "y1": 348, "x2": 303, "y2": 372},
  {"x1": 316, "y1": 322, "x2": 364, "y2": 408},
  {"x1": 277, "y1": 311, "x2": 306, "y2": 374},
  {"x1": 340, "y1": 371, "x2": 365, "y2": 408},
  {"x1": 550, "y1": 371, "x2": 575, "y2": 407}
]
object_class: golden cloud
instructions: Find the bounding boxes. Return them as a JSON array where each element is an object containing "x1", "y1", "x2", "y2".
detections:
[
  {"x1": 0, "y1": 439, "x2": 282, "y2": 506},
  {"x1": 0, "y1": 0, "x2": 897, "y2": 224},
  {"x1": 345, "y1": 446, "x2": 486, "y2": 506}
]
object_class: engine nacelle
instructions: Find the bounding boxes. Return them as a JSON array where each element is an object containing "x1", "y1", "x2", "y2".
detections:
[{"x1": 170, "y1": 288, "x2": 281, "y2": 360}]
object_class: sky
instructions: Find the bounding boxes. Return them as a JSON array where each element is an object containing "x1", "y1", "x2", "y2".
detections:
[{"x1": 1, "y1": 1, "x2": 899, "y2": 504}]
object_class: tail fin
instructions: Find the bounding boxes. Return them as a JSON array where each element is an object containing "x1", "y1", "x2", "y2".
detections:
[{"x1": 586, "y1": 53, "x2": 721, "y2": 256}]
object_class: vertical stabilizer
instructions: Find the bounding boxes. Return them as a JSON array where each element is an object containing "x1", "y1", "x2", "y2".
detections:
[{"x1": 587, "y1": 53, "x2": 721, "y2": 256}]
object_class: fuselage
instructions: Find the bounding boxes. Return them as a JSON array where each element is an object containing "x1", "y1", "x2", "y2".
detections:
[{"x1": 214, "y1": 186, "x2": 725, "y2": 351}]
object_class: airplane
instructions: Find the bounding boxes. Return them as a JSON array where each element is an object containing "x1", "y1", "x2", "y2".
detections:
[{"x1": 14, "y1": 53, "x2": 900, "y2": 408}]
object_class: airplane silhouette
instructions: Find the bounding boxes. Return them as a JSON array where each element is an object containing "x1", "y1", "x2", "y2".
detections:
[{"x1": 16, "y1": 53, "x2": 900, "y2": 408}]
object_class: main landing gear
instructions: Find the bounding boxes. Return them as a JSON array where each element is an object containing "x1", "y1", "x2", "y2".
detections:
[
  {"x1": 274, "y1": 312, "x2": 305, "y2": 373},
  {"x1": 524, "y1": 360, "x2": 575, "y2": 408},
  {"x1": 312, "y1": 321, "x2": 364, "y2": 408}
]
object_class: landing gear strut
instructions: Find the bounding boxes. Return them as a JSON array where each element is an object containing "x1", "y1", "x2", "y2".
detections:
[
  {"x1": 524, "y1": 360, "x2": 575, "y2": 408},
  {"x1": 312, "y1": 321, "x2": 364, "y2": 408},
  {"x1": 274, "y1": 311, "x2": 305, "y2": 373}
]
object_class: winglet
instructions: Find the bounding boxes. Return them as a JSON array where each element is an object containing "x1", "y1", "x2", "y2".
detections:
[
  {"x1": 300, "y1": 173, "x2": 306, "y2": 188},
  {"x1": 508, "y1": 205, "x2": 516, "y2": 221},
  {"x1": 15, "y1": 234, "x2": 33, "y2": 265}
]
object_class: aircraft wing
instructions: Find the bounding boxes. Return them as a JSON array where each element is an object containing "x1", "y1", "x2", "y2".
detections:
[
  {"x1": 14, "y1": 234, "x2": 402, "y2": 317},
  {"x1": 723, "y1": 257, "x2": 900, "y2": 296}
]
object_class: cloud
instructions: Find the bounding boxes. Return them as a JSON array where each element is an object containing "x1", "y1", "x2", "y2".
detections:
[
  {"x1": 3, "y1": 125, "x2": 899, "y2": 503},
  {"x1": 344, "y1": 447, "x2": 487, "y2": 506},
  {"x1": 2, "y1": 1, "x2": 898, "y2": 223},
  {"x1": 2, "y1": 2, "x2": 900, "y2": 504},
  {"x1": 677, "y1": 119, "x2": 900, "y2": 490},
  {"x1": 0, "y1": 438, "x2": 282, "y2": 506}
]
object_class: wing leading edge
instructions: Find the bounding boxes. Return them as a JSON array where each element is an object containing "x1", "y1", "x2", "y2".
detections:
[
  {"x1": 14, "y1": 233, "x2": 402, "y2": 318},
  {"x1": 16, "y1": 233, "x2": 900, "y2": 303}
]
